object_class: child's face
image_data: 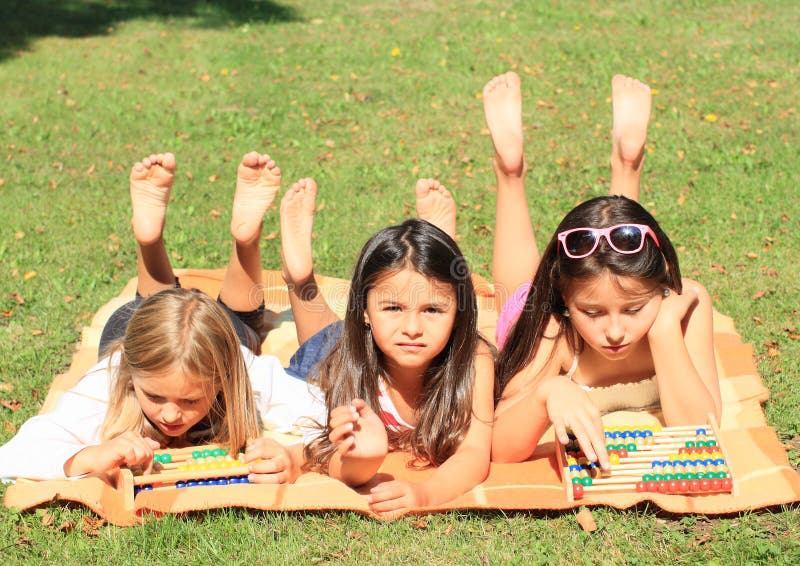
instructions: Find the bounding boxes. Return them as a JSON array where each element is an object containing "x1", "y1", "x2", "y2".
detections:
[
  {"x1": 365, "y1": 267, "x2": 457, "y2": 375},
  {"x1": 132, "y1": 369, "x2": 217, "y2": 439},
  {"x1": 563, "y1": 272, "x2": 663, "y2": 361}
]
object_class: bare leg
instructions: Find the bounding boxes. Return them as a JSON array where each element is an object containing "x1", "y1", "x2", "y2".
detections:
[
  {"x1": 130, "y1": 152, "x2": 177, "y2": 297},
  {"x1": 414, "y1": 178, "x2": 456, "y2": 240},
  {"x1": 483, "y1": 71, "x2": 538, "y2": 312},
  {"x1": 609, "y1": 74, "x2": 651, "y2": 201},
  {"x1": 280, "y1": 178, "x2": 338, "y2": 345},
  {"x1": 219, "y1": 152, "x2": 281, "y2": 312}
]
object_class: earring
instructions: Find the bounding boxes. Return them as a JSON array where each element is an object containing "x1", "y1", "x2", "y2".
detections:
[
  {"x1": 562, "y1": 309, "x2": 570, "y2": 318},
  {"x1": 663, "y1": 288, "x2": 671, "y2": 297}
]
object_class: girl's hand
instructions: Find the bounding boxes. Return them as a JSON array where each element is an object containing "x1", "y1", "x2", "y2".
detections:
[
  {"x1": 367, "y1": 480, "x2": 430, "y2": 518},
  {"x1": 244, "y1": 438, "x2": 300, "y2": 484},
  {"x1": 541, "y1": 378, "x2": 610, "y2": 470},
  {"x1": 329, "y1": 399, "x2": 388, "y2": 461},
  {"x1": 90, "y1": 432, "x2": 161, "y2": 474},
  {"x1": 648, "y1": 286, "x2": 700, "y2": 340}
]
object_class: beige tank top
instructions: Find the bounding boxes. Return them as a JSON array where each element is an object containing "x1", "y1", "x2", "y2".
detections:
[{"x1": 565, "y1": 353, "x2": 660, "y2": 414}]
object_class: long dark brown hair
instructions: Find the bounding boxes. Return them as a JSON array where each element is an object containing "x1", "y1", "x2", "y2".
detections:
[
  {"x1": 304, "y1": 219, "x2": 480, "y2": 470},
  {"x1": 495, "y1": 196, "x2": 682, "y2": 401}
]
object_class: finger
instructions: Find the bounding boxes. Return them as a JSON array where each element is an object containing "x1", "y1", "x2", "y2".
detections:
[
  {"x1": 329, "y1": 423, "x2": 354, "y2": 444},
  {"x1": 369, "y1": 495, "x2": 405, "y2": 513},
  {"x1": 552, "y1": 418, "x2": 570, "y2": 445},
  {"x1": 249, "y1": 457, "x2": 287, "y2": 475},
  {"x1": 248, "y1": 470, "x2": 289, "y2": 484},
  {"x1": 333, "y1": 434, "x2": 355, "y2": 455}
]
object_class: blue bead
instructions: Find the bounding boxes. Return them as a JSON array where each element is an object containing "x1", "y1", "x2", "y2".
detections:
[
  {"x1": 218, "y1": 478, "x2": 229, "y2": 485},
  {"x1": 633, "y1": 430, "x2": 644, "y2": 438},
  {"x1": 695, "y1": 428, "x2": 707, "y2": 436},
  {"x1": 176, "y1": 481, "x2": 186, "y2": 488},
  {"x1": 187, "y1": 481, "x2": 198, "y2": 487},
  {"x1": 240, "y1": 477, "x2": 250, "y2": 484},
  {"x1": 644, "y1": 430, "x2": 653, "y2": 437},
  {"x1": 569, "y1": 464, "x2": 582, "y2": 471}
]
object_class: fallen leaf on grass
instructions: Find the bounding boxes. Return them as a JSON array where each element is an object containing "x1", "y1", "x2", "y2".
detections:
[
  {"x1": 752, "y1": 290, "x2": 766, "y2": 300},
  {"x1": 59, "y1": 519, "x2": 76, "y2": 533},
  {"x1": 410, "y1": 520, "x2": 428, "y2": 529},
  {"x1": 81, "y1": 516, "x2": 105, "y2": 536},
  {"x1": 1, "y1": 309, "x2": 12, "y2": 317},
  {"x1": 15, "y1": 536, "x2": 32, "y2": 547},
  {"x1": 41, "y1": 510, "x2": 55, "y2": 527},
  {"x1": 31, "y1": 329, "x2": 44, "y2": 336},
  {"x1": 690, "y1": 533, "x2": 712, "y2": 547},
  {"x1": 0, "y1": 382, "x2": 13, "y2": 392},
  {"x1": 1, "y1": 399, "x2": 22, "y2": 411},
  {"x1": 263, "y1": 231, "x2": 277, "y2": 241},
  {"x1": 745, "y1": 252, "x2": 758, "y2": 259}
]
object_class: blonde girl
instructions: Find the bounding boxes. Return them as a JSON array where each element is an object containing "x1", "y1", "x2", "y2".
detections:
[{"x1": 0, "y1": 152, "x2": 323, "y2": 481}]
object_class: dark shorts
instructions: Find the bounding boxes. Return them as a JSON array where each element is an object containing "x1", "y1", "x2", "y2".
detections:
[{"x1": 98, "y1": 290, "x2": 342, "y2": 382}]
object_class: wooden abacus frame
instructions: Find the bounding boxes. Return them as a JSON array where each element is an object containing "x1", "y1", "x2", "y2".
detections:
[
  {"x1": 556, "y1": 414, "x2": 740, "y2": 502},
  {"x1": 118, "y1": 444, "x2": 252, "y2": 511}
]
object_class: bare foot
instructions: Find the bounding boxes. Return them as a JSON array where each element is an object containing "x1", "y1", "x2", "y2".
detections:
[
  {"x1": 483, "y1": 71, "x2": 524, "y2": 177},
  {"x1": 231, "y1": 151, "x2": 281, "y2": 244},
  {"x1": 130, "y1": 152, "x2": 176, "y2": 245},
  {"x1": 280, "y1": 178, "x2": 317, "y2": 285},
  {"x1": 415, "y1": 178, "x2": 456, "y2": 239},
  {"x1": 611, "y1": 74, "x2": 651, "y2": 170}
]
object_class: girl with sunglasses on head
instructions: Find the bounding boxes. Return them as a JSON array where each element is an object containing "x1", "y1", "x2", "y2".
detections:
[{"x1": 482, "y1": 73, "x2": 720, "y2": 467}]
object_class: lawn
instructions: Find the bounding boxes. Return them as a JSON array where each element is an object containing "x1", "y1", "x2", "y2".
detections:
[{"x1": 0, "y1": 0, "x2": 798, "y2": 563}]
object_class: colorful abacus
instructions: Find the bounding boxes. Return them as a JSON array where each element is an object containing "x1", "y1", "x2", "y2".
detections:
[
  {"x1": 131, "y1": 444, "x2": 253, "y2": 495},
  {"x1": 556, "y1": 417, "x2": 738, "y2": 502}
]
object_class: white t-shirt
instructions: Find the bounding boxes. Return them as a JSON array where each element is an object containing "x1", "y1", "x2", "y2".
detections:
[{"x1": 0, "y1": 347, "x2": 325, "y2": 481}]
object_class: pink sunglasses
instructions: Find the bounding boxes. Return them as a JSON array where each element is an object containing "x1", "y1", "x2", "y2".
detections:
[{"x1": 557, "y1": 224, "x2": 661, "y2": 259}]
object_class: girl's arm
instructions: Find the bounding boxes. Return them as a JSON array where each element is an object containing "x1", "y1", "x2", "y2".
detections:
[
  {"x1": 328, "y1": 399, "x2": 388, "y2": 486},
  {"x1": 63, "y1": 432, "x2": 159, "y2": 476},
  {"x1": 492, "y1": 340, "x2": 609, "y2": 469},
  {"x1": 244, "y1": 437, "x2": 304, "y2": 484},
  {"x1": 649, "y1": 278, "x2": 721, "y2": 424},
  {"x1": 367, "y1": 344, "x2": 495, "y2": 518},
  {"x1": 0, "y1": 367, "x2": 112, "y2": 480}
]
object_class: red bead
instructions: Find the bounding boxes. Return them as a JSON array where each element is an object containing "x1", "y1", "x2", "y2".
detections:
[
  {"x1": 667, "y1": 480, "x2": 680, "y2": 493},
  {"x1": 700, "y1": 479, "x2": 711, "y2": 492},
  {"x1": 721, "y1": 478, "x2": 733, "y2": 491},
  {"x1": 618, "y1": 448, "x2": 628, "y2": 458},
  {"x1": 647, "y1": 481, "x2": 659, "y2": 493},
  {"x1": 573, "y1": 483, "x2": 584, "y2": 499},
  {"x1": 710, "y1": 479, "x2": 722, "y2": 492},
  {"x1": 689, "y1": 480, "x2": 700, "y2": 492},
  {"x1": 657, "y1": 481, "x2": 669, "y2": 493},
  {"x1": 678, "y1": 480, "x2": 689, "y2": 493},
  {"x1": 636, "y1": 481, "x2": 647, "y2": 492}
]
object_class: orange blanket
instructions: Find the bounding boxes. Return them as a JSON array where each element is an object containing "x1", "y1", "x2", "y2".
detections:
[{"x1": 5, "y1": 270, "x2": 799, "y2": 525}]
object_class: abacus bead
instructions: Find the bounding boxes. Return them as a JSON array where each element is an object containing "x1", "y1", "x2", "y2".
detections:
[
  {"x1": 571, "y1": 477, "x2": 582, "y2": 485},
  {"x1": 636, "y1": 482, "x2": 647, "y2": 492},
  {"x1": 176, "y1": 481, "x2": 186, "y2": 488},
  {"x1": 643, "y1": 474, "x2": 654, "y2": 482},
  {"x1": 573, "y1": 484, "x2": 585, "y2": 499},
  {"x1": 239, "y1": 476, "x2": 250, "y2": 484},
  {"x1": 143, "y1": 485, "x2": 153, "y2": 491},
  {"x1": 695, "y1": 428, "x2": 707, "y2": 436},
  {"x1": 678, "y1": 480, "x2": 689, "y2": 493},
  {"x1": 212, "y1": 448, "x2": 225, "y2": 457},
  {"x1": 657, "y1": 481, "x2": 669, "y2": 493},
  {"x1": 191, "y1": 450, "x2": 202, "y2": 459},
  {"x1": 569, "y1": 464, "x2": 582, "y2": 472},
  {"x1": 581, "y1": 477, "x2": 593, "y2": 486},
  {"x1": 618, "y1": 448, "x2": 628, "y2": 458},
  {"x1": 686, "y1": 441, "x2": 696, "y2": 448},
  {"x1": 710, "y1": 479, "x2": 722, "y2": 491},
  {"x1": 187, "y1": 480, "x2": 198, "y2": 487},
  {"x1": 610, "y1": 454, "x2": 620, "y2": 465},
  {"x1": 700, "y1": 479, "x2": 711, "y2": 492},
  {"x1": 667, "y1": 481, "x2": 680, "y2": 493},
  {"x1": 646, "y1": 481, "x2": 659, "y2": 493},
  {"x1": 202, "y1": 449, "x2": 213, "y2": 457},
  {"x1": 626, "y1": 443, "x2": 637, "y2": 452},
  {"x1": 160, "y1": 454, "x2": 172, "y2": 464},
  {"x1": 721, "y1": 478, "x2": 733, "y2": 491},
  {"x1": 688, "y1": 480, "x2": 700, "y2": 492}
]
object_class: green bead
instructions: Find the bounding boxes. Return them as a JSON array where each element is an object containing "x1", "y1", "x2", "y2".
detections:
[
  {"x1": 674, "y1": 473, "x2": 685, "y2": 480},
  {"x1": 202, "y1": 449, "x2": 213, "y2": 457},
  {"x1": 663, "y1": 474, "x2": 674, "y2": 481},
  {"x1": 685, "y1": 441, "x2": 696, "y2": 448},
  {"x1": 653, "y1": 474, "x2": 664, "y2": 481},
  {"x1": 626, "y1": 443, "x2": 637, "y2": 452},
  {"x1": 643, "y1": 474, "x2": 654, "y2": 482},
  {"x1": 708, "y1": 440, "x2": 717, "y2": 447},
  {"x1": 697, "y1": 440, "x2": 708, "y2": 448},
  {"x1": 191, "y1": 450, "x2": 202, "y2": 459},
  {"x1": 581, "y1": 477, "x2": 593, "y2": 486},
  {"x1": 571, "y1": 477, "x2": 582, "y2": 485},
  {"x1": 685, "y1": 473, "x2": 697, "y2": 480}
]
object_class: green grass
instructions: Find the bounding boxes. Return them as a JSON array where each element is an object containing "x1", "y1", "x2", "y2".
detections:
[{"x1": 0, "y1": 0, "x2": 798, "y2": 563}]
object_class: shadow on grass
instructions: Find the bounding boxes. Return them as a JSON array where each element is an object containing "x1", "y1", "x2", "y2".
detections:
[{"x1": 0, "y1": 0, "x2": 299, "y2": 60}]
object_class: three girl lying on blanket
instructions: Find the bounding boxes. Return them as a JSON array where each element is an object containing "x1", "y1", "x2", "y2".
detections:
[{"x1": 0, "y1": 72, "x2": 720, "y2": 517}]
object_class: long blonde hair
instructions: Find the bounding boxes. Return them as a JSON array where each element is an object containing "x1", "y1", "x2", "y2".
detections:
[{"x1": 100, "y1": 289, "x2": 259, "y2": 453}]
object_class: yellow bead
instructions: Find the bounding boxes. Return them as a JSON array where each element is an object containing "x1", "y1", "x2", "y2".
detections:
[{"x1": 610, "y1": 454, "x2": 620, "y2": 465}]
